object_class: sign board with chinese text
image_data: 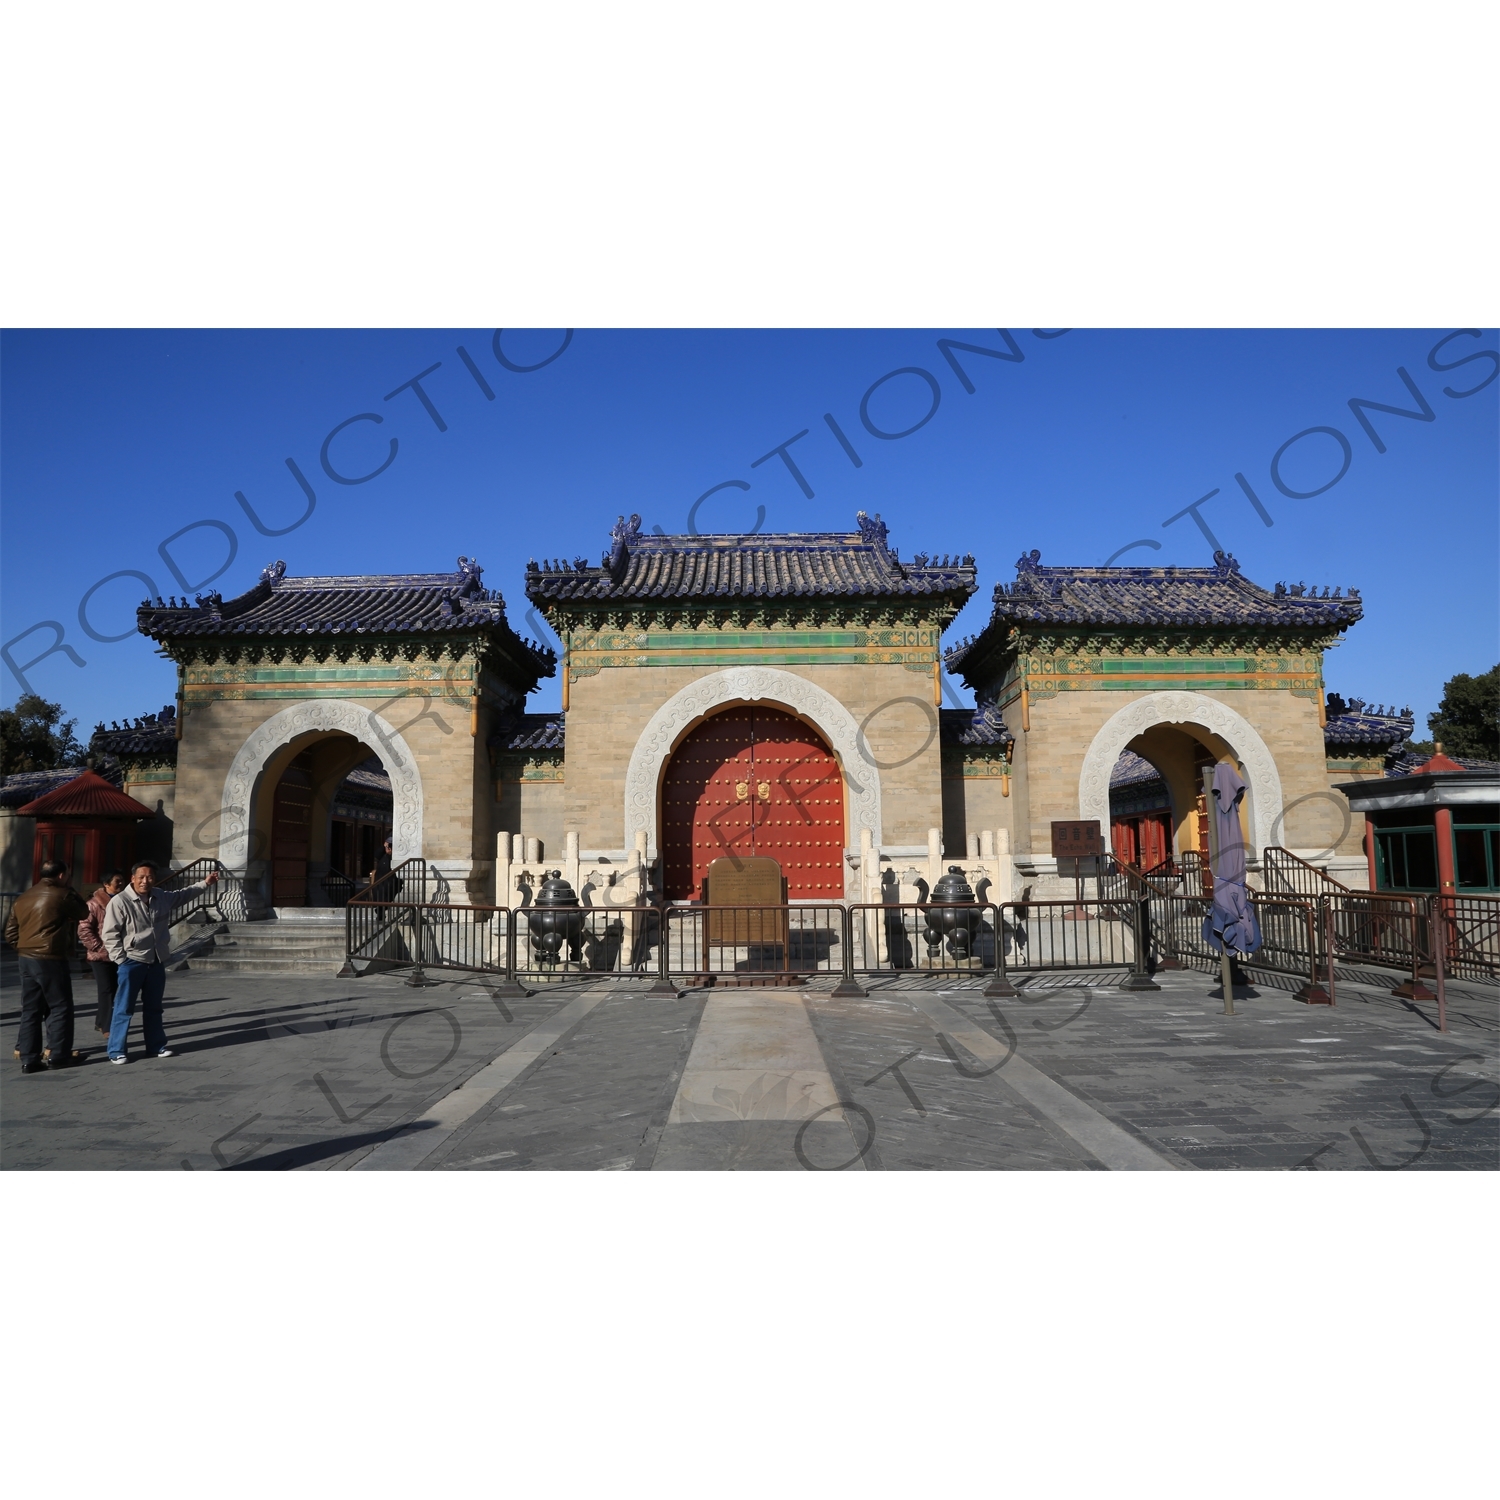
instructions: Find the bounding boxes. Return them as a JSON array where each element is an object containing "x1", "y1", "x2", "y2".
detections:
[{"x1": 1051, "y1": 820, "x2": 1104, "y2": 858}]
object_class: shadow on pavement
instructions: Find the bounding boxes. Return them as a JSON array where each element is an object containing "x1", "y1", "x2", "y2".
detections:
[{"x1": 226, "y1": 1120, "x2": 437, "y2": 1171}]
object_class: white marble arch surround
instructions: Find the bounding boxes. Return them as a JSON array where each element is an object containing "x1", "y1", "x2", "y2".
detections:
[
  {"x1": 1077, "y1": 690, "x2": 1284, "y2": 854},
  {"x1": 217, "y1": 699, "x2": 424, "y2": 873},
  {"x1": 623, "y1": 667, "x2": 882, "y2": 858}
]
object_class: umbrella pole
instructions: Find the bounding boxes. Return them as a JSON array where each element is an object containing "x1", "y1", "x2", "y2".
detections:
[{"x1": 1220, "y1": 946, "x2": 1235, "y2": 1016}]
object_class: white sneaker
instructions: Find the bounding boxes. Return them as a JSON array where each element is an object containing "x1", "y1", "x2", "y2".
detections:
[
  {"x1": 110, "y1": 1055, "x2": 127, "y2": 1065},
  {"x1": 156, "y1": 1048, "x2": 174, "y2": 1058}
]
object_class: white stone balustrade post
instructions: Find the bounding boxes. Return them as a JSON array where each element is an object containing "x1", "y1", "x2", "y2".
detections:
[
  {"x1": 495, "y1": 831, "x2": 513, "y2": 908},
  {"x1": 994, "y1": 827, "x2": 1013, "y2": 903}
]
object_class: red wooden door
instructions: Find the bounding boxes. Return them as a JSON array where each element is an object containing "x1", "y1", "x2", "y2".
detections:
[
  {"x1": 663, "y1": 707, "x2": 757, "y2": 900},
  {"x1": 662, "y1": 706, "x2": 845, "y2": 900},
  {"x1": 1141, "y1": 813, "x2": 1171, "y2": 871},
  {"x1": 751, "y1": 711, "x2": 845, "y2": 898},
  {"x1": 272, "y1": 756, "x2": 314, "y2": 906}
]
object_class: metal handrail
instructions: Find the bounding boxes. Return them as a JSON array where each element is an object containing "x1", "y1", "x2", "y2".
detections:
[
  {"x1": 347, "y1": 857, "x2": 439, "y2": 907},
  {"x1": 161, "y1": 858, "x2": 247, "y2": 923},
  {"x1": 1172, "y1": 850, "x2": 1209, "y2": 898},
  {"x1": 344, "y1": 861, "x2": 441, "y2": 981},
  {"x1": 320, "y1": 866, "x2": 357, "y2": 908},
  {"x1": 1098, "y1": 855, "x2": 1178, "y2": 902},
  {"x1": 1262, "y1": 846, "x2": 1352, "y2": 899}
]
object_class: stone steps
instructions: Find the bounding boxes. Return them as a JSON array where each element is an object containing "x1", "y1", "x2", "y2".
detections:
[{"x1": 174, "y1": 915, "x2": 349, "y2": 976}]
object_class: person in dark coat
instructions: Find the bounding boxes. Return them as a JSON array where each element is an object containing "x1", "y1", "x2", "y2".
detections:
[
  {"x1": 79, "y1": 871, "x2": 127, "y2": 1035},
  {"x1": 4, "y1": 861, "x2": 90, "y2": 1072},
  {"x1": 368, "y1": 837, "x2": 400, "y2": 896}
]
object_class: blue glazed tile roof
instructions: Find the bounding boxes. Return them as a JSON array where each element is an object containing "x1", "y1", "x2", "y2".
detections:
[
  {"x1": 138, "y1": 558, "x2": 554, "y2": 669},
  {"x1": 940, "y1": 703, "x2": 1013, "y2": 749},
  {"x1": 946, "y1": 550, "x2": 1363, "y2": 676},
  {"x1": 90, "y1": 706, "x2": 178, "y2": 763},
  {"x1": 1323, "y1": 696, "x2": 1414, "y2": 751},
  {"x1": 489, "y1": 712, "x2": 565, "y2": 753},
  {"x1": 342, "y1": 764, "x2": 392, "y2": 795},
  {"x1": 525, "y1": 513, "x2": 978, "y2": 606},
  {"x1": 1110, "y1": 749, "x2": 1165, "y2": 790}
]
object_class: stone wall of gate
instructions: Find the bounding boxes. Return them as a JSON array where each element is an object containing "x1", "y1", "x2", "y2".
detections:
[
  {"x1": 1004, "y1": 684, "x2": 1366, "y2": 892},
  {"x1": 171, "y1": 690, "x2": 491, "y2": 900},
  {"x1": 566, "y1": 660, "x2": 945, "y2": 854}
]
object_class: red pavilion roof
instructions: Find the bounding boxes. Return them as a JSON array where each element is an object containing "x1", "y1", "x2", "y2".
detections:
[
  {"x1": 18, "y1": 770, "x2": 155, "y2": 819},
  {"x1": 1411, "y1": 747, "x2": 1465, "y2": 774}
]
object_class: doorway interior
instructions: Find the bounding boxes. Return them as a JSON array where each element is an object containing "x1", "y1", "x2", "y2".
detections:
[
  {"x1": 264, "y1": 738, "x2": 393, "y2": 907},
  {"x1": 1108, "y1": 725, "x2": 1241, "y2": 881}
]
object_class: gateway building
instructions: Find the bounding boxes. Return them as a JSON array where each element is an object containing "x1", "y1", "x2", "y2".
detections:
[{"x1": 99, "y1": 510, "x2": 1394, "y2": 912}]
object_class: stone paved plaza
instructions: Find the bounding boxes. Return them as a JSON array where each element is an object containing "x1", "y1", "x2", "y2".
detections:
[{"x1": 3, "y1": 955, "x2": 1496, "y2": 1171}]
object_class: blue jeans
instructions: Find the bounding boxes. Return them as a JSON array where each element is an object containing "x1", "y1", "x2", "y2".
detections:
[{"x1": 108, "y1": 961, "x2": 168, "y2": 1058}]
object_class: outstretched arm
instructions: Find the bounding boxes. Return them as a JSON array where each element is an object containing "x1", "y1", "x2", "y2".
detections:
[{"x1": 165, "y1": 871, "x2": 219, "y2": 911}]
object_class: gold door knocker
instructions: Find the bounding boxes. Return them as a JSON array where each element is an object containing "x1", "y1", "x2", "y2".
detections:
[
  {"x1": 735, "y1": 781, "x2": 749, "y2": 800},
  {"x1": 757, "y1": 782, "x2": 771, "y2": 801}
]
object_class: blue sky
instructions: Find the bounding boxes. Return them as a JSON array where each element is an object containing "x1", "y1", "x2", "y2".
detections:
[{"x1": 2, "y1": 328, "x2": 1495, "y2": 737}]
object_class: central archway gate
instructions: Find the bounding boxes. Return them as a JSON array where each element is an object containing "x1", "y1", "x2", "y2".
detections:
[{"x1": 661, "y1": 705, "x2": 845, "y2": 900}]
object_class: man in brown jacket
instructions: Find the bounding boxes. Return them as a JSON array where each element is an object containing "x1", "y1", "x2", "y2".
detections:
[{"x1": 4, "y1": 860, "x2": 90, "y2": 1073}]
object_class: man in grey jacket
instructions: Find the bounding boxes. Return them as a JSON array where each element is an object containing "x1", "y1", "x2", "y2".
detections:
[{"x1": 101, "y1": 860, "x2": 217, "y2": 1064}]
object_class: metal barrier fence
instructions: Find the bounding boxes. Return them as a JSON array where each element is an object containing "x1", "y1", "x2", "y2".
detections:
[
  {"x1": 346, "y1": 899, "x2": 496, "y2": 980},
  {"x1": 516, "y1": 904, "x2": 660, "y2": 978},
  {"x1": 1096, "y1": 858, "x2": 1171, "y2": 905},
  {"x1": 1174, "y1": 851, "x2": 1209, "y2": 898},
  {"x1": 1149, "y1": 893, "x2": 1333, "y2": 1005},
  {"x1": 992, "y1": 899, "x2": 1149, "y2": 988},
  {"x1": 846, "y1": 902, "x2": 1003, "y2": 978},
  {"x1": 1324, "y1": 891, "x2": 1431, "y2": 993},
  {"x1": 343, "y1": 898, "x2": 1159, "y2": 995},
  {"x1": 1434, "y1": 894, "x2": 1500, "y2": 982},
  {"x1": 662, "y1": 904, "x2": 845, "y2": 984},
  {"x1": 344, "y1": 899, "x2": 664, "y2": 986},
  {"x1": 341, "y1": 891, "x2": 1494, "y2": 1026}
]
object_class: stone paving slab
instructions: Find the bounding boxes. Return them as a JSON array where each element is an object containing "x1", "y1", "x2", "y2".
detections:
[
  {"x1": 1, "y1": 960, "x2": 570, "y2": 1171},
  {"x1": 3, "y1": 957, "x2": 1495, "y2": 1171},
  {"x1": 928, "y1": 973, "x2": 1499, "y2": 1171},
  {"x1": 419, "y1": 987, "x2": 706, "y2": 1171}
]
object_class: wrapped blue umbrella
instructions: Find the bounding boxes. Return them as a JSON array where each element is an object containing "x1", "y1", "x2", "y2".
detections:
[{"x1": 1202, "y1": 761, "x2": 1261, "y2": 956}]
